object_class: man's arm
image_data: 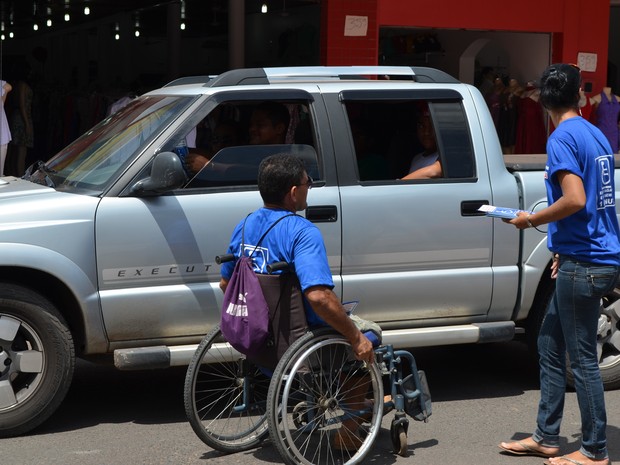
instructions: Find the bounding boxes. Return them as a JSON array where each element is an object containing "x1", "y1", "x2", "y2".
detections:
[
  {"x1": 401, "y1": 160, "x2": 443, "y2": 180},
  {"x1": 304, "y1": 285, "x2": 374, "y2": 364}
]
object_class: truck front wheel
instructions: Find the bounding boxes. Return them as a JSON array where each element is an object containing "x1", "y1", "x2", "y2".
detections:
[
  {"x1": 527, "y1": 281, "x2": 620, "y2": 390},
  {"x1": 0, "y1": 284, "x2": 75, "y2": 437}
]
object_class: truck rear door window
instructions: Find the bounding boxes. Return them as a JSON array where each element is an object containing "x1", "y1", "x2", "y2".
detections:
[{"x1": 345, "y1": 99, "x2": 475, "y2": 181}]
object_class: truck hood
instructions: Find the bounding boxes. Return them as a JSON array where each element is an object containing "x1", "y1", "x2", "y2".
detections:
[
  {"x1": 0, "y1": 176, "x2": 100, "y2": 225},
  {"x1": 0, "y1": 176, "x2": 61, "y2": 199}
]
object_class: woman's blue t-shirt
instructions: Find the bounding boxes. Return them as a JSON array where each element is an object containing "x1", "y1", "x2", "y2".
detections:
[
  {"x1": 545, "y1": 116, "x2": 620, "y2": 265},
  {"x1": 221, "y1": 207, "x2": 333, "y2": 325}
]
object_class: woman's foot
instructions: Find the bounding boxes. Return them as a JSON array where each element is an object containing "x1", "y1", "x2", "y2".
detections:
[
  {"x1": 498, "y1": 437, "x2": 559, "y2": 458},
  {"x1": 543, "y1": 451, "x2": 610, "y2": 465}
]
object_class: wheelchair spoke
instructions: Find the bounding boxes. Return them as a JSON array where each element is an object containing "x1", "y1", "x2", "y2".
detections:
[{"x1": 184, "y1": 326, "x2": 269, "y2": 452}]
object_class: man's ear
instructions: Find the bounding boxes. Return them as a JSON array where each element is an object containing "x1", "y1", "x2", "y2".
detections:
[
  {"x1": 287, "y1": 184, "x2": 304, "y2": 209},
  {"x1": 289, "y1": 184, "x2": 299, "y2": 201}
]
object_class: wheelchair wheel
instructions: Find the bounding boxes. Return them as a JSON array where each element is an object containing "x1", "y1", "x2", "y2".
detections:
[
  {"x1": 267, "y1": 327, "x2": 383, "y2": 465},
  {"x1": 184, "y1": 324, "x2": 270, "y2": 452}
]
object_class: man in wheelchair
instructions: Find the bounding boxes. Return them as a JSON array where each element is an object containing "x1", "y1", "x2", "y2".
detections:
[
  {"x1": 219, "y1": 153, "x2": 375, "y2": 365},
  {"x1": 219, "y1": 153, "x2": 376, "y2": 450}
]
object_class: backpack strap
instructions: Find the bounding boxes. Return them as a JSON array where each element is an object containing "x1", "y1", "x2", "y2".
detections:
[{"x1": 241, "y1": 213, "x2": 296, "y2": 259}]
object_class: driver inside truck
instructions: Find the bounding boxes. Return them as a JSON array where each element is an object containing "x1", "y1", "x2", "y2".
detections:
[{"x1": 185, "y1": 119, "x2": 242, "y2": 175}]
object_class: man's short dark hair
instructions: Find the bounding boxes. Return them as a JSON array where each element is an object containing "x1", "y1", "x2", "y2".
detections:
[
  {"x1": 258, "y1": 154, "x2": 305, "y2": 204},
  {"x1": 255, "y1": 101, "x2": 290, "y2": 132}
]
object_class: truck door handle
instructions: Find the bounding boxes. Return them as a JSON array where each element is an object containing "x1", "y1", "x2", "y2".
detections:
[
  {"x1": 306, "y1": 205, "x2": 338, "y2": 223},
  {"x1": 461, "y1": 200, "x2": 489, "y2": 217}
]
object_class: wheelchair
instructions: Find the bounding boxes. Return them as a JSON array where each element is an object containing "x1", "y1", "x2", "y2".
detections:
[{"x1": 184, "y1": 259, "x2": 431, "y2": 465}]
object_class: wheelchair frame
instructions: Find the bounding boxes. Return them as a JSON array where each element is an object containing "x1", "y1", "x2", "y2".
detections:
[{"x1": 184, "y1": 324, "x2": 430, "y2": 464}]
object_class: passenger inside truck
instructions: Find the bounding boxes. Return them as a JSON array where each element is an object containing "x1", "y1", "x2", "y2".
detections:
[
  {"x1": 347, "y1": 99, "x2": 455, "y2": 181},
  {"x1": 400, "y1": 103, "x2": 443, "y2": 180}
]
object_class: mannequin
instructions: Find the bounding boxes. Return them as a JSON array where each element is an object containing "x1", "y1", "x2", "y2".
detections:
[
  {"x1": 589, "y1": 86, "x2": 620, "y2": 106},
  {"x1": 590, "y1": 86, "x2": 620, "y2": 153}
]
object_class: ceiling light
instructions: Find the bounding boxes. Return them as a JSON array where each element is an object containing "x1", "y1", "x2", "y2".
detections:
[
  {"x1": 64, "y1": 13, "x2": 70, "y2": 22},
  {"x1": 261, "y1": 3, "x2": 268, "y2": 13},
  {"x1": 84, "y1": 6, "x2": 90, "y2": 15},
  {"x1": 180, "y1": 0, "x2": 186, "y2": 30}
]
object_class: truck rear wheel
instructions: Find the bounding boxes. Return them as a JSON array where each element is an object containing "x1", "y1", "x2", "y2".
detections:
[
  {"x1": 568, "y1": 285, "x2": 620, "y2": 390},
  {"x1": 527, "y1": 281, "x2": 620, "y2": 391},
  {"x1": 0, "y1": 284, "x2": 75, "y2": 437}
]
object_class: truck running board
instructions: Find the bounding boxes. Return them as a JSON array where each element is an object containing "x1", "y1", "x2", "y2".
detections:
[{"x1": 113, "y1": 321, "x2": 515, "y2": 371}]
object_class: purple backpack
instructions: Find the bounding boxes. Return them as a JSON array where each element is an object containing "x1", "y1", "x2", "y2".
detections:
[{"x1": 220, "y1": 214, "x2": 294, "y2": 355}]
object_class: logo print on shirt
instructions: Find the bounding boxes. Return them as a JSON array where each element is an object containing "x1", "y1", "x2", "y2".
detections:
[{"x1": 596, "y1": 156, "x2": 614, "y2": 209}]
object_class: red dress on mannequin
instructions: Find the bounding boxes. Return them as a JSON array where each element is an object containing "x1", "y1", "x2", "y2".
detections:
[{"x1": 515, "y1": 87, "x2": 547, "y2": 154}]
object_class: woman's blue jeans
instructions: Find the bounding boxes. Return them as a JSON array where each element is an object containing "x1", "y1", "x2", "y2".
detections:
[{"x1": 532, "y1": 256, "x2": 619, "y2": 460}]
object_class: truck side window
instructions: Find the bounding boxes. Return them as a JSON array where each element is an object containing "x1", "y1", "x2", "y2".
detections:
[
  {"x1": 346, "y1": 99, "x2": 475, "y2": 181},
  {"x1": 166, "y1": 100, "x2": 320, "y2": 190}
]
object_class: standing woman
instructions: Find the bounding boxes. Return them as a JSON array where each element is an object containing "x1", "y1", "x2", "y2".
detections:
[
  {"x1": 499, "y1": 63, "x2": 620, "y2": 465},
  {"x1": 0, "y1": 79, "x2": 12, "y2": 175},
  {"x1": 7, "y1": 63, "x2": 33, "y2": 176}
]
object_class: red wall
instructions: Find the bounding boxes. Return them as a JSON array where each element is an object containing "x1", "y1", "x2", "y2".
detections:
[
  {"x1": 321, "y1": 0, "x2": 611, "y2": 94},
  {"x1": 320, "y1": 0, "x2": 379, "y2": 65}
]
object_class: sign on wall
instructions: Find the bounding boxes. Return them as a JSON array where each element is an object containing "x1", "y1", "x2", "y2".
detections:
[
  {"x1": 344, "y1": 15, "x2": 368, "y2": 37},
  {"x1": 577, "y1": 52, "x2": 597, "y2": 72}
]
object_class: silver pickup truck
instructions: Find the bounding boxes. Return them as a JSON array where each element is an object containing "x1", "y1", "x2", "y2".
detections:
[{"x1": 1, "y1": 66, "x2": 618, "y2": 437}]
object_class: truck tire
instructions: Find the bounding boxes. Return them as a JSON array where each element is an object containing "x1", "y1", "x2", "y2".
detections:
[
  {"x1": 0, "y1": 284, "x2": 75, "y2": 437},
  {"x1": 527, "y1": 280, "x2": 620, "y2": 391},
  {"x1": 567, "y1": 285, "x2": 620, "y2": 390}
]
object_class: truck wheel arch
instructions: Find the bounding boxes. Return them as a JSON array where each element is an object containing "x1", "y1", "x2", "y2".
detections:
[{"x1": 0, "y1": 268, "x2": 88, "y2": 354}]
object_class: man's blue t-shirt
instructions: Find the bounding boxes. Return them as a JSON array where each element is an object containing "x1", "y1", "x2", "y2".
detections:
[
  {"x1": 545, "y1": 116, "x2": 620, "y2": 265},
  {"x1": 221, "y1": 207, "x2": 333, "y2": 325}
]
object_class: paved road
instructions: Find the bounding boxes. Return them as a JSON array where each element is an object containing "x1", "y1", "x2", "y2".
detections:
[{"x1": 2, "y1": 340, "x2": 620, "y2": 465}]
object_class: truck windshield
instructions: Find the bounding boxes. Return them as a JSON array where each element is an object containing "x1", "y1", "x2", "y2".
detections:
[{"x1": 27, "y1": 95, "x2": 194, "y2": 194}]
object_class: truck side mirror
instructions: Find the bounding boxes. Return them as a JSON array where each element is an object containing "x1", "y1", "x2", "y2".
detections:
[{"x1": 129, "y1": 151, "x2": 188, "y2": 195}]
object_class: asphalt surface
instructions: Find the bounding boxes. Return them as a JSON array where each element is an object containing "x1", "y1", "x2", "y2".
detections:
[{"x1": 2, "y1": 340, "x2": 620, "y2": 465}]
